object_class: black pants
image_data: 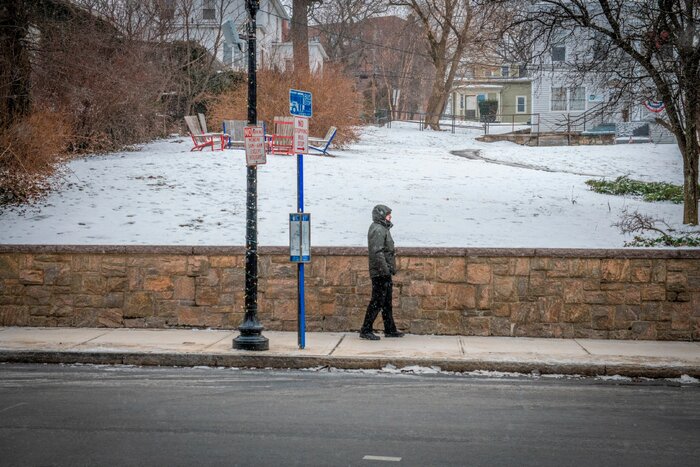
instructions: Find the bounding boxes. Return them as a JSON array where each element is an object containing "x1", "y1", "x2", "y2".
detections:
[{"x1": 361, "y1": 276, "x2": 397, "y2": 334}]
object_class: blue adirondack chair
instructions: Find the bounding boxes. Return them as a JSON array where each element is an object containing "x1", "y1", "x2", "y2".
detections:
[{"x1": 309, "y1": 126, "x2": 337, "y2": 156}]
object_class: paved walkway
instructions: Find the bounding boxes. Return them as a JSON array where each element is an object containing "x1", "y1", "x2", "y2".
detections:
[{"x1": 1, "y1": 327, "x2": 699, "y2": 378}]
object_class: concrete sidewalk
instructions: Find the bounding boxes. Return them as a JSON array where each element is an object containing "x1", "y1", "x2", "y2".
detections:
[{"x1": 1, "y1": 326, "x2": 699, "y2": 378}]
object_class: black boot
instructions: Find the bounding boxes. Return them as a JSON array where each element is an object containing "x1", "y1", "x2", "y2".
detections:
[{"x1": 360, "y1": 331, "x2": 380, "y2": 340}]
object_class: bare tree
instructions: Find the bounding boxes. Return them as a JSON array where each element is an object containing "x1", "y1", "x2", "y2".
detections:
[
  {"x1": 511, "y1": 0, "x2": 700, "y2": 225},
  {"x1": 310, "y1": 0, "x2": 390, "y2": 63},
  {"x1": 391, "y1": 0, "x2": 503, "y2": 130},
  {"x1": 290, "y1": 0, "x2": 323, "y2": 73}
]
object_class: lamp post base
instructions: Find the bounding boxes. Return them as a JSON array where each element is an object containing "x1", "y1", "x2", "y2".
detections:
[
  {"x1": 233, "y1": 319, "x2": 269, "y2": 350},
  {"x1": 233, "y1": 333, "x2": 269, "y2": 351}
]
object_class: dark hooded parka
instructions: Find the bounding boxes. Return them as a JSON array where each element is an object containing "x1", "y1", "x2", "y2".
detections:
[{"x1": 368, "y1": 204, "x2": 396, "y2": 278}]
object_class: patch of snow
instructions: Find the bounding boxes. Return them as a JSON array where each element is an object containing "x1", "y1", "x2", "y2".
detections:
[
  {"x1": 0, "y1": 122, "x2": 691, "y2": 248},
  {"x1": 666, "y1": 374, "x2": 700, "y2": 385}
]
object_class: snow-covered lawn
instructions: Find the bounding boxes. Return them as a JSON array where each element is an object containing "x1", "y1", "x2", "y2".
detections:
[{"x1": 0, "y1": 122, "x2": 688, "y2": 248}]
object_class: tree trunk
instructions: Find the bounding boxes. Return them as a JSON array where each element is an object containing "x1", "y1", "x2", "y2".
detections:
[
  {"x1": 425, "y1": 59, "x2": 448, "y2": 130},
  {"x1": 291, "y1": 0, "x2": 310, "y2": 74},
  {"x1": 681, "y1": 130, "x2": 699, "y2": 225},
  {"x1": 0, "y1": 0, "x2": 32, "y2": 128}
]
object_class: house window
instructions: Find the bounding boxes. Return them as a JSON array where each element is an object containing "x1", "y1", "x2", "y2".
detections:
[
  {"x1": 516, "y1": 96, "x2": 526, "y2": 113},
  {"x1": 202, "y1": 0, "x2": 216, "y2": 20},
  {"x1": 460, "y1": 95, "x2": 464, "y2": 109},
  {"x1": 551, "y1": 44, "x2": 566, "y2": 62},
  {"x1": 569, "y1": 86, "x2": 586, "y2": 111},
  {"x1": 518, "y1": 64, "x2": 527, "y2": 77},
  {"x1": 551, "y1": 87, "x2": 567, "y2": 111},
  {"x1": 501, "y1": 65, "x2": 510, "y2": 77}
]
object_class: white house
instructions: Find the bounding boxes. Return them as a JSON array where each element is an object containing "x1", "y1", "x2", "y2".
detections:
[
  {"x1": 269, "y1": 38, "x2": 329, "y2": 73},
  {"x1": 159, "y1": 0, "x2": 286, "y2": 70},
  {"x1": 163, "y1": 0, "x2": 326, "y2": 73},
  {"x1": 530, "y1": 21, "x2": 675, "y2": 142}
]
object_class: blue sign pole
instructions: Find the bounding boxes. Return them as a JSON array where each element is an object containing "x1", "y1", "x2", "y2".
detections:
[{"x1": 297, "y1": 152, "x2": 305, "y2": 350}]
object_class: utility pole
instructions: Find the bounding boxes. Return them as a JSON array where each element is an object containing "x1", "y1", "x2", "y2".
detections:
[{"x1": 233, "y1": 0, "x2": 269, "y2": 351}]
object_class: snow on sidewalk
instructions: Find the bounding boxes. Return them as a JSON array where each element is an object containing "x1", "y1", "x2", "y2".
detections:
[{"x1": 0, "y1": 122, "x2": 687, "y2": 248}]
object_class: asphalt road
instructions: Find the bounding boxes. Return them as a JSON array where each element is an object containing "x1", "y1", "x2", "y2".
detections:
[{"x1": 0, "y1": 364, "x2": 698, "y2": 467}]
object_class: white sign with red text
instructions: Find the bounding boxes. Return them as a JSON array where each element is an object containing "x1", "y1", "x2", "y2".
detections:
[
  {"x1": 293, "y1": 116, "x2": 309, "y2": 154},
  {"x1": 244, "y1": 126, "x2": 266, "y2": 165}
]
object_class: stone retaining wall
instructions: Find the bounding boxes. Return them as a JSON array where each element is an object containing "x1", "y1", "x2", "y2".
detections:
[{"x1": 1, "y1": 246, "x2": 698, "y2": 340}]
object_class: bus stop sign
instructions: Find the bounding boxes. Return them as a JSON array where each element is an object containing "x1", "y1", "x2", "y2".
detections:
[{"x1": 290, "y1": 89, "x2": 312, "y2": 117}]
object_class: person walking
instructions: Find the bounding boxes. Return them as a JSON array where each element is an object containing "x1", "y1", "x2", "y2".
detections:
[{"x1": 360, "y1": 204, "x2": 404, "y2": 340}]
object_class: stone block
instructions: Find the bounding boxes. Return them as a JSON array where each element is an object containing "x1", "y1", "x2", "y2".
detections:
[
  {"x1": 0, "y1": 305, "x2": 29, "y2": 326},
  {"x1": 467, "y1": 263, "x2": 491, "y2": 285},
  {"x1": 19, "y1": 269, "x2": 43, "y2": 285},
  {"x1": 613, "y1": 305, "x2": 638, "y2": 330},
  {"x1": 101, "y1": 258, "x2": 127, "y2": 277},
  {"x1": 527, "y1": 271, "x2": 548, "y2": 297},
  {"x1": 476, "y1": 285, "x2": 491, "y2": 310},
  {"x1": 492, "y1": 303, "x2": 511, "y2": 317},
  {"x1": 195, "y1": 287, "x2": 219, "y2": 306},
  {"x1": 72, "y1": 255, "x2": 101, "y2": 272},
  {"x1": 493, "y1": 276, "x2": 517, "y2": 301},
  {"x1": 124, "y1": 292, "x2": 155, "y2": 318},
  {"x1": 490, "y1": 317, "x2": 512, "y2": 336},
  {"x1": 538, "y1": 297, "x2": 563, "y2": 323},
  {"x1": 0, "y1": 256, "x2": 19, "y2": 279},
  {"x1": 173, "y1": 276, "x2": 195, "y2": 300},
  {"x1": 462, "y1": 317, "x2": 490, "y2": 336},
  {"x1": 639, "y1": 302, "x2": 662, "y2": 321},
  {"x1": 546, "y1": 259, "x2": 570, "y2": 278},
  {"x1": 513, "y1": 258, "x2": 530, "y2": 276},
  {"x1": 445, "y1": 284, "x2": 476, "y2": 309},
  {"x1": 195, "y1": 269, "x2": 220, "y2": 287},
  {"x1": 419, "y1": 295, "x2": 445, "y2": 311},
  {"x1": 512, "y1": 302, "x2": 537, "y2": 324},
  {"x1": 220, "y1": 269, "x2": 244, "y2": 292},
  {"x1": 210, "y1": 256, "x2": 237, "y2": 268},
  {"x1": 409, "y1": 319, "x2": 435, "y2": 334},
  {"x1": 641, "y1": 284, "x2": 665, "y2": 301},
  {"x1": 630, "y1": 321, "x2": 656, "y2": 340},
  {"x1": 405, "y1": 257, "x2": 436, "y2": 280},
  {"x1": 105, "y1": 292, "x2": 124, "y2": 308},
  {"x1": 435, "y1": 257, "x2": 466, "y2": 283},
  {"x1": 563, "y1": 304, "x2": 590, "y2": 323},
  {"x1": 601, "y1": 259, "x2": 630, "y2": 283},
  {"x1": 651, "y1": 260, "x2": 667, "y2": 283},
  {"x1": 666, "y1": 271, "x2": 687, "y2": 292},
  {"x1": 405, "y1": 280, "x2": 436, "y2": 296},
  {"x1": 272, "y1": 299, "x2": 297, "y2": 321},
  {"x1": 667, "y1": 303, "x2": 691, "y2": 331},
  {"x1": 187, "y1": 256, "x2": 209, "y2": 277},
  {"x1": 630, "y1": 266, "x2": 651, "y2": 283},
  {"x1": 563, "y1": 280, "x2": 585, "y2": 304},
  {"x1": 437, "y1": 310, "x2": 461, "y2": 334},
  {"x1": 144, "y1": 276, "x2": 173, "y2": 292},
  {"x1": 591, "y1": 305, "x2": 614, "y2": 330}
]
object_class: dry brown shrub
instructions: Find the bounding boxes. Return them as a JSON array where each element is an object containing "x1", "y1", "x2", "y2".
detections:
[
  {"x1": 208, "y1": 66, "x2": 362, "y2": 147},
  {"x1": 0, "y1": 110, "x2": 72, "y2": 205}
]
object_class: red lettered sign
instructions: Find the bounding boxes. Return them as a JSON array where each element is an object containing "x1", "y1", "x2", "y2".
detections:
[
  {"x1": 293, "y1": 117, "x2": 309, "y2": 154},
  {"x1": 244, "y1": 126, "x2": 266, "y2": 165}
]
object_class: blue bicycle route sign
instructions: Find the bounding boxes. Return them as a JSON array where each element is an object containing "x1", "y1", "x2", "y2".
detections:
[{"x1": 289, "y1": 89, "x2": 312, "y2": 117}]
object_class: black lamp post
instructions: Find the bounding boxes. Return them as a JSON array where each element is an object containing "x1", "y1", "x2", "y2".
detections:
[{"x1": 233, "y1": 0, "x2": 268, "y2": 351}]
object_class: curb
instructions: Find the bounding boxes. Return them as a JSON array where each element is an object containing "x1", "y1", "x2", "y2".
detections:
[{"x1": 1, "y1": 350, "x2": 698, "y2": 379}]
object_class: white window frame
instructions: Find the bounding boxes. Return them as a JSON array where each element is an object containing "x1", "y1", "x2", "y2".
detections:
[
  {"x1": 550, "y1": 87, "x2": 587, "y2": 112},
  {"x1": 569, "y1": 86, "x2": 586, "y2": 111},
  {"x1": 551, "y1": 44, "x2": 566, "y2": 63},
  {"x1": 516, "y1": 95, "x2": 527, "y2": 114},
  {"x1": 202, "y1": 0, "x2": 216, "y2": 21},
  {"x1": 501, "y1": 65, "x2": 510, "y2": 77},
  {"x1": 550, "y1": 86, "x2": 568, "y2": 112}
]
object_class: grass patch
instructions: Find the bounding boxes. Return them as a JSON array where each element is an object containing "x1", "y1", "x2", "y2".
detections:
[
  {"x1": 585, "y1": 175, "x2": 699, "y2": 204},
  {"x1": 625, "y1": 234, "x2": 700, "y2": 247}
]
